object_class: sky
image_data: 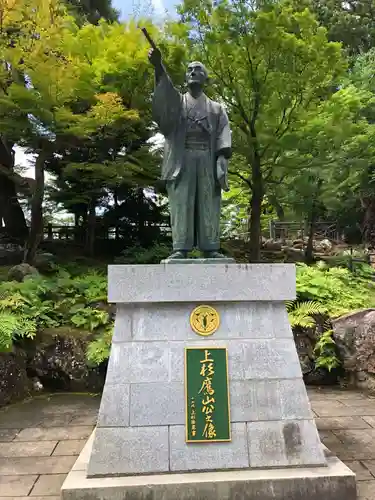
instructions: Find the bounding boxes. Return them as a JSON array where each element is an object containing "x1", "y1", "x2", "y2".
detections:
[{"x1": 117, "y1": 0, "x2": 179, "y2": 19}]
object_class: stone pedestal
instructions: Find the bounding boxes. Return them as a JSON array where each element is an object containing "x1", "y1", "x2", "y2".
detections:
[{"x1": 61, "y1": 264, "x2": 356, "y2": 499}]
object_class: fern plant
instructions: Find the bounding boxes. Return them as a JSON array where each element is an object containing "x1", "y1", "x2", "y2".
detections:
[
  {"x1": 286, "y1": 300, "x2": 327, "y2": 328},
  {"x1": 314, "y1": 330, "x2": 341, "y2": 372},
  {"x1": 287, "y1": 299, "x2": 340, "y2": 373}
]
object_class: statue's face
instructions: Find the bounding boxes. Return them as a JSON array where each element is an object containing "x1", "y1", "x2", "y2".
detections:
[{"x1": 186, "y1": 62, "x2": 208, "y2": 87}]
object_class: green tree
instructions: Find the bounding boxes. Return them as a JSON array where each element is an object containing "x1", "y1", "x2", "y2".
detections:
[
  {"x1": 0, "y1": 1, "x2": 147, "y2": 263},
  {"x1": 176, "y1": 0, "x2": 346, "y2": 261},
  {"x1": 44, "y1": 20, "x2": 163, "y2": 256},
  {"x1": 306, "y1": 0, "x2": 375, "y2": 56},
  {"x1": 64, "y1": 0, "x2": 119, "y2": 25}
]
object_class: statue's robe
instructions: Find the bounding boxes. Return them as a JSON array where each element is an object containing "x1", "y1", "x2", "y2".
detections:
[{"x1": 152, "y1": 72, "x2": 231, "y2": 252}]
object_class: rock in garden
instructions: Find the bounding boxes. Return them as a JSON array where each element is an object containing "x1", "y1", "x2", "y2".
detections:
[
  {"x1": 7, "y1": 263, "x2": 39, "y2": 282},
  {"x1": 0, "y1": 349, "x2": 30, "y2": 407},
  {"x1": 315, "y1": 239, "x2": 333, "y2": 253},
  {"x1": 34, "y1": 252, "x2": 56, "y2": 273},
  {"x1": 27, "y1": 328, "x2": 105, "y2": 393},
  {"x1": 263, "y1": 239, "x2": 283, "y2": 251},
  {"x1": 333, "y1": 308, "x2": 375, "y2": 391},
  {"x1": 0, "y1": 241, "x2": 23, "y2": 265}
]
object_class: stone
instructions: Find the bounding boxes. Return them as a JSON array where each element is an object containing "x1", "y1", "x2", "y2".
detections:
[
  {"x1": 362, "y1": 416, "x2": 375, "y2": 427},
  {"x1": 247, "y1": 420, "x2": 325, "y2": 468},
  {"x1": 0, "y1": 475, "x2": 38, "y2": 496},
  {"x1": 0, "y1": 429, "x2": 20, "y2": 441},
  {"x1": 130, "y1": 382, "x2": 184, "y2": 426},
  {"x1": 343, "y1": 460, "x2": 373, "y2": 481},
  {"x1": 263, "y1": 239, "x2": 283, "y2": 251},
  {"x1": 108, "y1": 264, "x2": 296, "y2": 303},
  {"x1": 111, "y1": 305, "x2": 132, "y2": 343},
  {"x1": 30, "y1": 474, "x2": 66, "y2": 496},
  {"x1": 0, "y1": 241, "x2": 23, "y2": 265},
  {"x1": 0, "y1": 455, "x2": 76, "y2": 475},
  {"x1": 357, "y1": 480, "x2": 375, "y2": 500},
  {"x1": 87, "y1": 264, "x2": 338, "y2": 484},
  {"x1": 34, "y1": 253, "x2": 56, "y2": 273},
  {"x1": 87, "y1": 426, "x2": 169, "y2": 477},
  {"x1": 62, "y1": 435, "x2": 356, "y2": 500},
  {"x1": 169, "y1": 339, "x2": 301, "y2": 382},
  {"x1": 315, "y1": 239, "x2": 333, "y2": 252},
  {"x1": 27, "y1": 328, "x2": 105, "y2": 393},
  {"x1": 0, "y1": 349, "x2": 30, "y2": 408},
  {"x1": 14, "y1": 426, "x2": 93, "y2": 442},
  {"x1": 0, "y1": 440, "x2": 57, "y2": 457},
  {"x1": 0, "y1": 497, "x2": 60, "y2": 500},
  {"x1": 316, "y1": 417, "x2": 372, "y2": 431},
  {"x1": 333, "y1": 309, "x2": 375, "y2": 392},
  {"x1": 129, "y1": 302, "x2": 292, "y2": 342},
  {"x1": 169, "y1": 423, "x2": 249, "y2": 472},
  {"x1": 229, "y1": 379, "x2": 312, "y2": 422},
  {"x1": 69, "y1": 415, "x2": 97, "y2": 426},
  {"x1": 279, "y1": 379, "x2": 314, "y2": 420},
  {"x1": 230, "y1": 380, "x2": 282, "y2": 422},
  {"x1": 161, "y1": 257, "x2": 235, "y2": 264},
  {"x1": 105, "y1": 343, "x2": 169, "y2": 384},
  {"x1": 52, "y1": 440, "x2": 86, "y2": 456},
  {"x1": 7, "y1": 263, "x2": 39, "y2": 282},
  {"x1": 96, "y1": 383, "x2": 129, "y2": 427}
]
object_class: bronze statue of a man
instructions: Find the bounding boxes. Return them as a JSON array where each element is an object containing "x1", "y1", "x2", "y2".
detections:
[{"x1": 148, "y1": 47, "x2": 232, "y2": 260}]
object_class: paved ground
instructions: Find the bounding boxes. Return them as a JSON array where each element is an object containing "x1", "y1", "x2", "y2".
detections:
[{"x1": 1, "y1": 388, "x2": 375, "y2": 499}]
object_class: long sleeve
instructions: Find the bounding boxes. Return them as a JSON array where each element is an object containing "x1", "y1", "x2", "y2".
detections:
[
  {"x1": 152, "y1": 72, "x2": 182, "y2": 137},
  {"x1": 216, "y1": 107, "x2": 232, "y2": 159}
]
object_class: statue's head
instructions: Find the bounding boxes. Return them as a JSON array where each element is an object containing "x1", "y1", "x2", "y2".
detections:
[{"x1": 186, "y1": 61, "x2": 209, "y2": 88}]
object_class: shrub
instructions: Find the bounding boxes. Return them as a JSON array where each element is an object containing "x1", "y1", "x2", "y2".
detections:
[
  {"x1": 0, "y1": 270, "x2": 113, "y2": 355},
  {"x1": 289, "y1": 263, "x2": 375, "y2": 372}
]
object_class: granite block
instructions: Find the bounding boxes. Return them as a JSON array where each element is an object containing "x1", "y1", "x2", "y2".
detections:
[
  {"x1": 87, "y1": 426, "x2": 169, "y2": 477},
  {"x1": 170, "y1": 339, "x2": 301, "y2": 382},
  {"x1": 105, "y1": 342, "x2": 169, "y2": 384},
  {"x1": 97, "y1": 383, "x2": 129, "y2": 427},
  {"x1": 131, "y1": 302, "x2": 291, "y2": 341},
  {"x1": 230, "y1": 379, "x2": 313, "y2": 422},
  {"x1": 241, "y1": 339, "x2": 302, "y2": 380},
  {"x1": 230, "y1": 380, "x2": 282, "y2": 422},
  {"x1": 161, "y1": 258, "x2": 235, "y2": 264},
  {"x1": 279, "y1": 379, "x2": 314, "y2": 420},
  {"x1": 0, "y1": 475, "x2": 38, "y2": 496},
  {"x1": 112, "y1": 305, "x2": 132, "y2": 343},
  {"x1": 169, "y1": 423, "x2": 249, "y2": 472},
  {"x1": 247, "y1": 420, "x2": 326, "y2": 468},
  {"x1": 62, "y1": 457, "x2": 356, "y2": 500},
  {"x1": 108, "y1": 264, "x2": 296, "y2": 303},
  {"x1": 169, "y1": 340, "x2": 228, "y2": 382},
  {"x1": 130, "y1": 382, "x2": 184, "y2": 426}
]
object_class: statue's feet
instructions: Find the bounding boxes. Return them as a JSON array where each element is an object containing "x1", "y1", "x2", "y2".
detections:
[
  {"x1": 203, "y1": 251, "x2": 226, "y2": 259},
  {"x1": 168, "y1": 251, "x2": 187, "y2": 259}
]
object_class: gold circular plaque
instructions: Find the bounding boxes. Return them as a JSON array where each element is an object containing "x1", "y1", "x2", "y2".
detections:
[{"x1": 190, "y1": 305, "x2": 220, "y2": 336}]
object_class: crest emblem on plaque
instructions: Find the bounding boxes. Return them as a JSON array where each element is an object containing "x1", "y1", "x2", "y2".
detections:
[{"x1": 190, "y1": 305, "x2": 220, "y2": 336}]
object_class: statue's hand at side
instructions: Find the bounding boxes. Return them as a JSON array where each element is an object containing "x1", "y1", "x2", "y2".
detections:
[{"x1": 216, "y1": 155, "x2": 229, "y2": 192}]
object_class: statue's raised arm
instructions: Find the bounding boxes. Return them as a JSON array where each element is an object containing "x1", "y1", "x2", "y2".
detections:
[
  {"x1": 142, "y1": 27, "x2": 232, "y2": 262},
  {"x1": 141, "y1": 28, "x2": 182, "y2": 137}
]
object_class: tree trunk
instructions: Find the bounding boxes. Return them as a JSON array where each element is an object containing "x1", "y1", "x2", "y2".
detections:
[
  {"x1": 304, "y1": 179, "x2": 322, "y2": 264},
  {"x1": 248, "y1": 157, "x2": 264, "y2": 263},
  {"x1": 361, "y1": 195, "x2": 375, "y2": 248},
  {"x1": 304, "y1": 212, "x2": 316, "y2": 264},
  {"x1": 269, "y1": 194, "x2": 285, "y2": 221},
  {"x1": 85, "y1": 199, "x2": 96, "y2": 256},
  {"x1": 0, "y1": 139, "x2": 28, "y2": 241},
  {"x1": 24, "y1": 152, "x2": 46, "y2": 265}
]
